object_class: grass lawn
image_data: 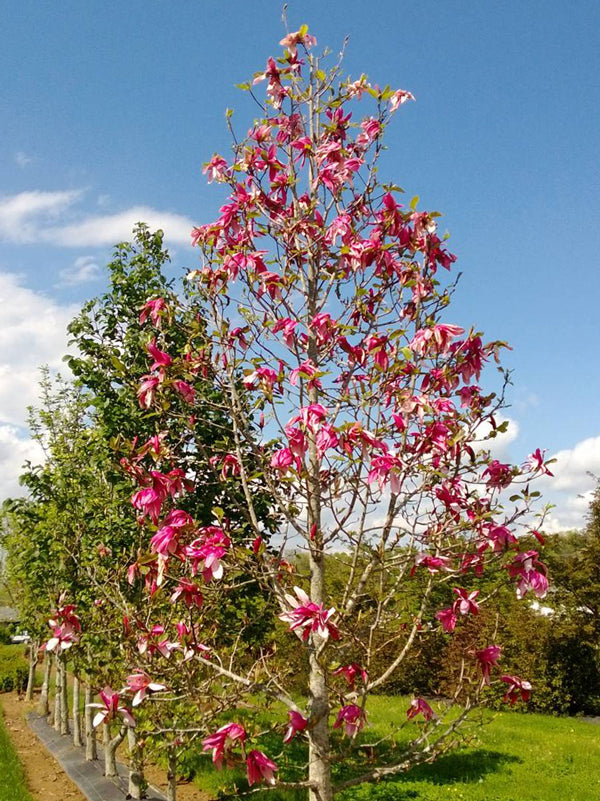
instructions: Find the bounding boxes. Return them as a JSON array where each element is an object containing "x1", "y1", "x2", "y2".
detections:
[
  {"x1": 186, "y1": 696, "x2": 600, "y2": 801},
  {"x1": 0, "y1": 705, "x2": 35, "y2": 801}
]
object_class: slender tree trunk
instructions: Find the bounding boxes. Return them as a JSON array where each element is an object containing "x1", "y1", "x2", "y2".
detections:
[
  {"x1": 84, "y1": 686, "x2": 97, "y2": 761},
  {"x1": 104, "y1": 722, "x2": 125, "y2": 778},
  {"x1": 25, "y1": 640, "x2": 39, "y2": 701},
  {"x1": 72, "y1": 676, "x2": 82, "y2": 746},
  {"x1": 127, "y1": 727, "x2": 145, "y2": 799},
  {"x1": 38, "y1": 653, "x2": 52, "y2": 716},
  {"x1": 305, "y1": 141, "x2": 334, "y2": 801},
  {"x1": 60, "y1": 656, "x2": 69, "y2": 735},
  {"x1": 53, "y1": 656, "x2": 62, "y2": 732},
  {"x1": 307, "y1": 609, "x2": 333, "y2": 801},
  {"x1": 166, "y1": 746, "x2": 177, "y2": 801}
]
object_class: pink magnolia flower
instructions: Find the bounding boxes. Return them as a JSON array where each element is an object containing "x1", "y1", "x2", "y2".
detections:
[
  {"x1": 202, "y1": 153, "x2": 230, "y2": 183},
  {"x1": 272, "y1": 317, "x2": 298, "y2": 347},
  {"x1": 309, "y1": 312, "x2": 337, "y2": 343},
  {"x1": 185, "y1": 528, "x2": 231, "y2": 582},
  {"x1": 364, "y1": 333, "x2": 390, "y2": 371},
  {"x1": 333, "y1": 704, "x2": 365, "y2": 738},
  {"x1": 172, "y1": 379, "x2": 195, "y2": 404},
  {"x1": 283, "y1": 710, "x2": 308, "y2": 744},
  {"x1": 406, "y1": 698, "x2": 435, "y2": 721},
  {"x1": 243, "y1": 366, "x2": 279, "y2": 393},
  {"x1": 132, "y1": 472, "x2": 189, "y2": 523},
  {"x1": 315, "y1": 423, "x2": 339, "y2": 459},
  {"x1": 290, "y1": 403, "x2": 329, "y2": 432},
  {"x1": 124, "y1": 670, "x2": 167, "y2": 707},
  {"x1": 525, "y1": 448, "x2": 554, "y2": 477},
  {"x1": 88, "y1": 687, "x2": 135, "y2": 728},
  {"x1": 368, "y1": 454, "x2": 404, "y2": 494},
  {"x1": 202, "y1": 722, "x2": 246, "y2": 770},
  {"x1": 484, "y1": 524, "x2": 518, "y2": 551},
  {"x1": 389, "y1": 88, "x2": 415, "y2": 112},
  {"x1": 246, "y1": 749, "x2": 278, "y2": 786},
  {"x1": 151, "y1": 509, "x2": 194, "y2": 557},
  {"x1": 279, "y1": 586, "x2": 339, "y2": 641},
  {"x1": 139, "y1": 297, "x2": 167, "y2": 327},
  {"x1": 175, "y1": 621, "x2": 211, "y2": 661},
  {"x1": 356, "y1": 117, "x2": 382, "y2": 148},
  {"x1": 435, "y1": 607, "x2": 457, "y2": 633},
  {"x1": 170, "y1": 579, "x2": 204, "y2": 608},
  {"x1": 324, "y1": 214, "x2": 353, "y2": 246},
  {"x1": 410, "y1": 324, "x2": 464, "y2": 356},
  {"x1": 452, "y1": 588, "x2": 480, "y2": 616},
  {"x1": 508, "y1": 551, "x2": 548, "y2": 599},
  {"x1": 501, "y1": 675, "x2": 532, "y2": 705},
  {"x1": 290, "y1": 359, "x2": 322, "y2": 389},
  {"x1": 137, "y1": 624, "x2": 179, "y2": 659},
  {"x1": 270, "y1": 447, "x2": 295, "y2": 472},
  {"x1": 279, "y1": 28, "x2": 316, "y2": 56},
  {"x1": 483, "y1": 460, "x2": 514, "y2": 490},
  {"x1": 45, "y1": 622, "x2": 79, "y2": 653},
  {"x1": 137, "y1": 375, "x2": 161, "y2": 409},
  {"x1": 332, "y1": 663, "x2": 368, "y2": 689},
  {"x1": 413, "y1": 553, "x2": 452, "y2": 574},
  {"x1": 220, "y1": 453, "x2": 241, "y2": 480},
  {"x1": 346, "y1": 74, "x2": 370, "y2": 99},
  {"x1": 476, "y1": 645, "x2": 502, "y2": 685},
  {"x1": 147, "y1": 339, "x2": 172, "y2": 370},
  {"x1": 49, "y1": 602, "x2": 81, "y2": 631}
]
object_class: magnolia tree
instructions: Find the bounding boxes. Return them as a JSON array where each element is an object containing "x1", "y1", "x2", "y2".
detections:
[{"x1": 111, "y1": 27, "x2": 552, "y2": 801}]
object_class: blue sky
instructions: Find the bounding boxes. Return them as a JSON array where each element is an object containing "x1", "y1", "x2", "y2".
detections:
[{"x1": 1, "y1": 0, "x2": 598, "y2": 527}]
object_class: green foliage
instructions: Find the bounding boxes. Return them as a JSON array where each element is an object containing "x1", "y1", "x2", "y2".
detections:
[{"x1": 0, "y1": 646, "x2": 28, "y2": 694}]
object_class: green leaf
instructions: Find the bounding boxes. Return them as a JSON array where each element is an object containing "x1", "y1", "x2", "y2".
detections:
[{"x1": 410, "y1": 195, "x2": 420, "y2": 210}]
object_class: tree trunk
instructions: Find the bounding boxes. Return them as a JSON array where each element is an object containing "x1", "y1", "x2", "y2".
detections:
[
  {"x1": 25, "y1": 640, "x2": 39, "y2": 701},
  {"x1": 104, "y1": 722, "x2": 125, "y2": 778},
  {"x1": 53, "y1": 656, "x2": 62, "y2": 732},
  {"x1": 60, "y1": 655, "x2": 69, "y2": 735},
  {"x1": 72, "y1": 676, "x2": 82, "y2": 746},
  {"x1": 166, "y1": 746, "x2": 177, "y2": 801},
  {"x1": 38, "y1": 653, "x2": 52, "y2": 716},
  {"x1": 84, "y1": 686, "x2": 98, "y2": 761},
  {"x1": 307, "y1": 640, "x2": 333, "y2": 801},
  {"x1": 127, "y1": 727, "x2": 145, "y2": 799}
]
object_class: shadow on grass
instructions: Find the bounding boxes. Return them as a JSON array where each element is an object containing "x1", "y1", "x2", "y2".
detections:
[
  {"x1": 331, "y1": 749, "x2": 523, "y2": 801},
  {"x1": 394, "y1": 747, "x2": 522, "y2": 785}
]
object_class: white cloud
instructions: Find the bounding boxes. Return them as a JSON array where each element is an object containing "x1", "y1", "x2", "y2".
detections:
[
  {"x1": 41, "y1": 206, "x2": 195, "y2": 247},
  {"x1": 536, "y1": 436, "x2": 600, "y2": 531},
  {"x1": 0, "y1": 190, "x2": 83, "y2": 244},
  {"x1": 14, "y1": 151, "x2": 33, "y2": 168},
  {"x1": 0, "y1": 189, "x2": 195, "y2": 248},
  {"x1": 0, "y1": 425, "x2": 44, "y2": 500},
  {"x1": 548, "y1": 436, "x2": 600, "y2": 491},
  {"x1": 0, "y1": 271, "x2": 77, "y2": 427},
  {"x1": 58, "y1": 255, "x2": 101, "y2": 286}
]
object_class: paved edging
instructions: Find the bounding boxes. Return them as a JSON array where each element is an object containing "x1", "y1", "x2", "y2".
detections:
[{"x1": 27, "y1": 712, "x2": 167, "y2": 801}]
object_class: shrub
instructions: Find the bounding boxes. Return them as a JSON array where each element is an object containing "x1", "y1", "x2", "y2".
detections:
[{"x1": 0, "y1": 646, "x2": 28, "y2": 693}]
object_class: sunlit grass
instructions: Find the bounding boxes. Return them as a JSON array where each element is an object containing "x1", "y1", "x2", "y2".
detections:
[{"x1": 0, "y1": 706, "x2": 34, "y2": 801}]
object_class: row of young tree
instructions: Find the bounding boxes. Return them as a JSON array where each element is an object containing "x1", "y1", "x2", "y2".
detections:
[{"x1": 0, "y1": 27, "x2": 570, "y2": 801}]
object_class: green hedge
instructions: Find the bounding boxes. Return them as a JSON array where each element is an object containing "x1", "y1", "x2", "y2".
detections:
[{"x1": 0, "y1": 646, "x2": 28, "y2": 693}]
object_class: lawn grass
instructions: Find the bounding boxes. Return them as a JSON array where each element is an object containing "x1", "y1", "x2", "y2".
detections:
[
  {"x1": 0, "y1": 705, "x2": 35, "y2": 801},
  {"x1": 186, "y1": 696, "x2": 600, "y2": 801}
]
